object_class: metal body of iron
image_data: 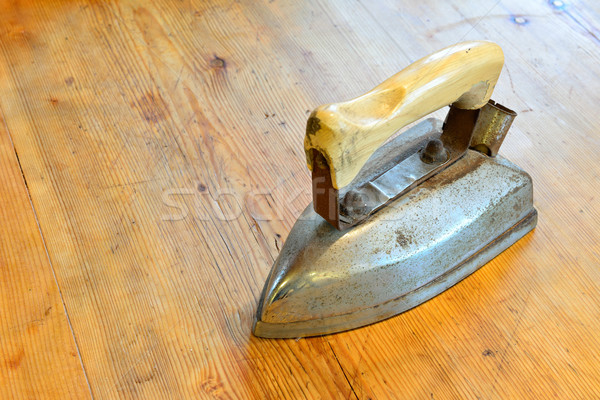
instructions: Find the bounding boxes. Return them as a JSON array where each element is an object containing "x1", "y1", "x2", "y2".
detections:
[{"x1": 253, "y1": 42, "x2": 537, "y2": 338}]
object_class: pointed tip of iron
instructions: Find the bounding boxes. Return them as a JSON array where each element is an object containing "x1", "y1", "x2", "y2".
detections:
[{"x1": 251, "y1": 205, "x2": 401, "y2": 339}]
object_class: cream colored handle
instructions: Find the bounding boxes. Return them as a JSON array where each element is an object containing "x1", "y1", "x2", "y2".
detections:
[{"x1": 304, "y1": 41, "x2": 504, "y2": 189}]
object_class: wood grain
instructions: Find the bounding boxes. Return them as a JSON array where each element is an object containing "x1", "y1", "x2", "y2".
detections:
[
  {"x1": 305, "y1": 40, "x2": 504, "y2": 189},
  {"x1": 0, "y1": 0, "x2": 599, "y2": 398},
  {"x1": 0, "y1": 114, "x2": 91, "y2": 398}
]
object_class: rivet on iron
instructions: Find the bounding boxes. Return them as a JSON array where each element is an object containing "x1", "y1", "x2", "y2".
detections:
[
  {"x1": 342, "y1": 190, "x2": 369, "y2": 217},
  {"x1": 420, "y1": 138, "x2": 448, "y2": 164}
]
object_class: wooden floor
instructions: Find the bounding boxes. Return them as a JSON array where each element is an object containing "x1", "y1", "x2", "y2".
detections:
[{"x1": 1, "y1": 0, "x2": 599, "y2": 398}]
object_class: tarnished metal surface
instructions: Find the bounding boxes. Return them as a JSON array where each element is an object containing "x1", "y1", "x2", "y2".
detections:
[
  {"x1": 341, "y1": 148, "x2": 449, "y2": 224},
  {"x1": 253, "y1": 150, "x2": 537, "y2": 338},
  {"x1": 470, "y1": 100, "x2": 516, "y2": 156},
  {"x1": 254, "y1": 103, "x2": 536, "y2": 338}
]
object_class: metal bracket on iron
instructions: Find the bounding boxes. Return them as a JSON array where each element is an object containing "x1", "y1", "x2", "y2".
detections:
[{"x1": 312, "y1": 100, "x2": 517, "y2": 230}]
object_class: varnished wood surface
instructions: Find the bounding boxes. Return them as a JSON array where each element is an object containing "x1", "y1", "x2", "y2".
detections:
[
  {"x1": 1, "y1": 0, "x2": 599, "y2": 398},
  {"x1": 0, "y1": 116, "x2": 91, "y2": 397}
]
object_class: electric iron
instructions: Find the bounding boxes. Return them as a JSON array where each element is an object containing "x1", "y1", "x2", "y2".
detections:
[{"x1": 253, "y1": 41, "x2": 537, "y2": 338}]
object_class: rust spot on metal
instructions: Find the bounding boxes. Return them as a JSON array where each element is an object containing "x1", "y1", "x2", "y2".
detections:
[
  {"x1": 395, "y1": 230, "x2": 412, "y2": 247},
  {"x1": 427, "y1": 154, "x2": 486, "y2": 186},
  {"x1": 312, "y1": 149, "x2": 341, "y2": 229}
]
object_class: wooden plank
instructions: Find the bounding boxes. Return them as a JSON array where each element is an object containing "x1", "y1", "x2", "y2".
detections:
[
  {"x1": 0, "y1": 0, "x2": 598, "y2": 398},
  {"x1": 0, "y1": 1, "x2": 346, "y2": 398},
  {"x1": 0, "y1": 114, "x2": 91, "y2": 397}
]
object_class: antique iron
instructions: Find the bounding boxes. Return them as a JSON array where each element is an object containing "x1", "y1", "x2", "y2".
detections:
[{"x1": 253, "y1": 41, "x2": 537, "y2": 338}]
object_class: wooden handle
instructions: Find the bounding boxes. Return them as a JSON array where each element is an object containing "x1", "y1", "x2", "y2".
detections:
[{"x1": 304, "y1": 41, "x2": 504, "y2": 189}]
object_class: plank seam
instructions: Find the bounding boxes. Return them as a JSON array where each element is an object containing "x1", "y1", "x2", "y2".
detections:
[
  {"x1": 327, "y1": 341, "x2": 359, "y2": 400},
  {"x1": 0, "y1": 109, "x2": 95, "y2": 400}
]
